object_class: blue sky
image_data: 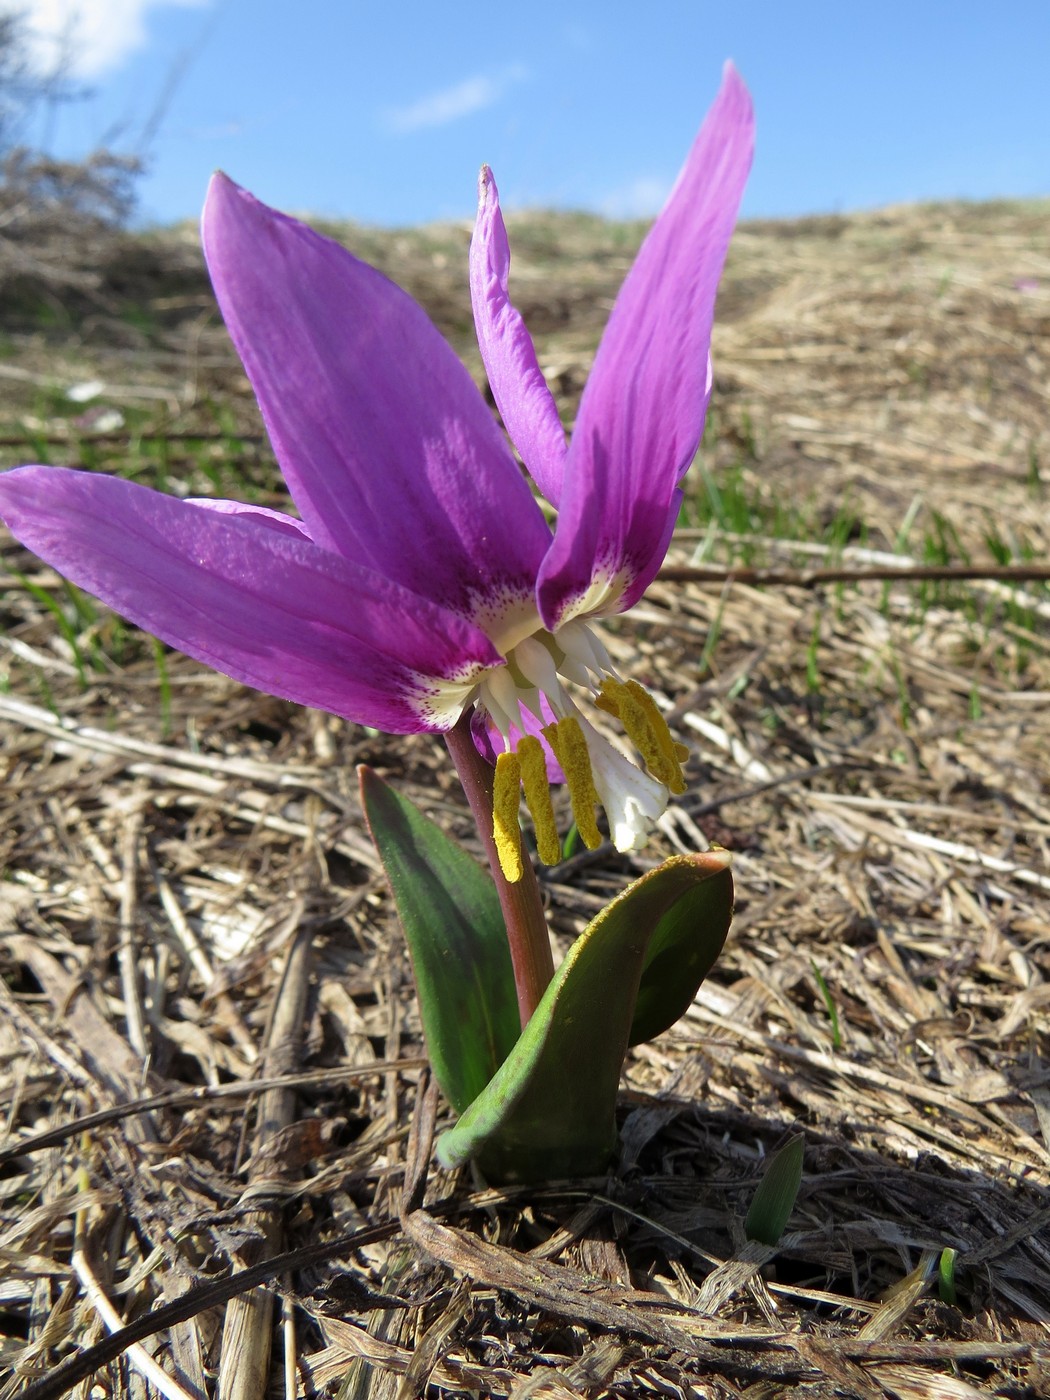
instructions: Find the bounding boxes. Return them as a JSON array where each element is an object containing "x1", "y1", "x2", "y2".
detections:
[{"x1": 11, "y1": 0, "x2": 1050, "y2": 228}]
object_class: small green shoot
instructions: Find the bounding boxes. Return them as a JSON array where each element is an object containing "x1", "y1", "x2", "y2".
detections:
[
  {"x1": 697, "y1": 593, "x2": 726, "y2": 679},
  {"x1": 76, "y1": 437, "x2": 100, "y2": 471},
  {"x1": 823, "y1": 499, "x2": 861, "y2": 555},
  {"x1": 699, "y1": 463, "x2": 728, "y2": 531},
  {"x1": 745, "y1": 1133, "x2": 804, "y2": 1246},
  {"x1": 153, "y1": 432, "x2": 172, "y2": 495},
  {"x1": 62, "y1": 580, "x2": 99, "y2": 632},
  {"x1": 923, "y1": 509, "x2": 969, "y2": 567},
  {"x1": 726, "y1": 672, "x2": 750, "y2": 703},
  {"x1": 736, "y1": 407, "x2": 757, "y2": 459},
  {"x1": 884, "y1": 494, "x2": 924, "y2": 613},
  {"x1": 894, "y1": 494, "x2": 924, "y2": 555},
  {"x1": 18, "y1": 573, "x2": 89, "y2": 688},
  {"x1": 938, "y1": 1247, "x2": 958, "y2": 1305},
  {"x1": 22, "y1": 427, "x2": 53, "y2": 465},
  {"x1": 34, "y1": 671, "x2": 56, "y2": 715},
  {"x1": 810, "y1": 959, "x2": 842, "y2": 1050},
  {"x1": 983, "y1": 519, "x2": 1014, "y2": 567},
  {"x1": 561, "y1": 822, "x2": 580, "y2": 862}
]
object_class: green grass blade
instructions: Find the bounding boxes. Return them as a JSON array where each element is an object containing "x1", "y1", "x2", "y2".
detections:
[{"x1": 810, "y1": 959, "x2": 842, "y2": 1050}]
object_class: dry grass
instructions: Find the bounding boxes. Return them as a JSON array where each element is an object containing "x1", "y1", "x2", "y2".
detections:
[{"x1": 0, "y1": 196, "x2": 1048, "y2": 1399}]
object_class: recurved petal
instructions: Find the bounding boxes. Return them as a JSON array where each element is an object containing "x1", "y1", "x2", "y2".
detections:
[
  {"x1": 470, "y1": 166, "x2": 567, "y2": 506},
  {"x1": 537, "y1": 64, "x2": 754, "y2": 630},
  {"x1": 201, "y1": 174, "x2": 552, "y2": 625},
  {"x1": 0, "y1": 467, "x2": 503, "y2": 732},
  {"x1": 185, "y1": 497, "x2": 313, "y2": 540}
]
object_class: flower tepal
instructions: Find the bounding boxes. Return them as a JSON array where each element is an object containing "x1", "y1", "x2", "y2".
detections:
[
  {"x1": 467, "y1": 61, "x2": 753, "y2": 877},
  {"x1": 0, "y1": 64, "x2": 754, "y2": 884}
]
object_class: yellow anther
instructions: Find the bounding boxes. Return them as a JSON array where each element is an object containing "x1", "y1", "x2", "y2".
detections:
[
  {"x1": 492, "y1": 749, "x2": 524, "y2": 883},
  {"x1": 625, "y1": 679, "x2": 687, "y2": 794},
  {"x1": 593, "y1": 687, "x2": 620, "y2": 719},
  {"x1": 543, "y1": 717, "x2": 602, "y2": 850},
  {"x1": 598, "y1": 677, "x2": 687, "y2": 795},
  {"x1": 517, "y1": 735, "x2": 562, "y2": 867}
]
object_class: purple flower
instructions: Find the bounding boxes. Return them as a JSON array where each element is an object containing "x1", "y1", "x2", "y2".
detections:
[{"x1": 0, "y1": 65, "x2": 753, "y2": 878}]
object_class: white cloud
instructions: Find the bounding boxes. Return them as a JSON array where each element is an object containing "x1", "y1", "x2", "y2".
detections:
[
  {"x1": 599, "y1": 174, "x2": 672, "y2": 220},
  {"x1": 385, "y1": 64, "x2": 528, "y2": 135},
  {"x1": 5, "y1": 0, "x2": 208, "y2": 80}
]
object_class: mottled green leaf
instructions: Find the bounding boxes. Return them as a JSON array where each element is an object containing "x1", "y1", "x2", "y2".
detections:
[
  {"x1": 359, "y1": 767, "x2": 519, "y2": 1113},
  {"x1": 437, "y1": 852, "x2": 733, "y2": 1181},
  {"x1": 630, "y1": 859, "x2": 734, "y2": 1045}
]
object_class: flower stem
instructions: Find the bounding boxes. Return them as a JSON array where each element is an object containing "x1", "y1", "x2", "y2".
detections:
[{"x1": 444, "y1": 712, "x2": 554, "y2": 1029}]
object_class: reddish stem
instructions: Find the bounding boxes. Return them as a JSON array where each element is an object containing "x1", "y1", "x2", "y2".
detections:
[{"x1": 444, "y1": 712, "x2": 554, "y2": 1029}]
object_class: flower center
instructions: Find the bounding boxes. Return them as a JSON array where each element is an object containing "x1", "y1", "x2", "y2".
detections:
[{"x1": 476, "y1": 619, "x2": 688, "y2": 882}]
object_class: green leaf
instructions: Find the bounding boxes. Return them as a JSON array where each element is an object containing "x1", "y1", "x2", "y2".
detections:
[
  {"x1": 745, "y1": 1133, "x2": 804, "y2": 1245},
  {"x1": 437, "y1": 852, "x2": 733, "y2": 1182},
  {"x1": 359, "y1": 767, "x2": 519, "y2": 1114},
  {"x1": 630, "y1": 859, "x2": 734, "y2": 1045}
]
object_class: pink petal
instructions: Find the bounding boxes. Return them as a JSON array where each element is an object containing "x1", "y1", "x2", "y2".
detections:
[
  {"x1": 470, "y1": 166, "x2": 567, "y2": 506},
  {"x1": 185, "y1": 497, "x2": 313, "y2": 540},
  {"x1": 537, "y1": 63, "x2": 754, "y2": 629},
  {"x1": 202, "y1": 174, "x2": 552, "y2": 624},
  {"x1": 0, "y1": 467, "x2": 502, "y2": 732},
  {"x1": 470, "y1": 693, "x2": 565, "y2": 782}
]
